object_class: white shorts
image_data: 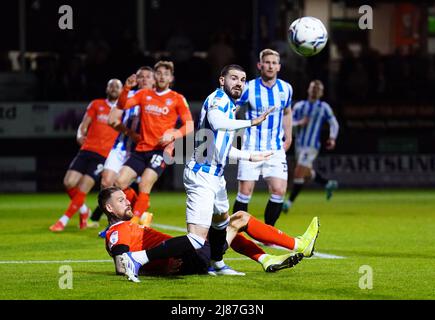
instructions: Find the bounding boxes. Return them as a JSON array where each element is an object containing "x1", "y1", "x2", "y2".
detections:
[
  {"x1": 295, "y1": 147, "x2": 319, "y2": 168},
  {"x1": 237, "y1": 148, "x2": 288, "y2": 181},
  {"x1": 104, "y1": 148, "x2": 129, "y2": 174},
  {"x1": 183, "y1": 167, "x2": 229, "y2": 228}
]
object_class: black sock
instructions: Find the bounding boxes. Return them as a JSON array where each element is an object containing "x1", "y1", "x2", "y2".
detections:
[
  {"x1": 314, "y1": 171, "x2": 328, "y2": 186},
  {"x1": 208, "y1": 227, "x2": 228, "y2": 262},
  {"x1": 264, "y1": 200, "x2": 283, "y2": 226},
  {"x1": 233, "y1": 200, "x2": 248, "y2": 214},
  {"x1": 90, "y1": 206, "x2": 104, "y2": 222},
  {"x1": 289, "y1": 182, "x2": 304, "y2": 202},
  {"x1": 146, "y1": 235, "x2": 195, "y2": 261}
]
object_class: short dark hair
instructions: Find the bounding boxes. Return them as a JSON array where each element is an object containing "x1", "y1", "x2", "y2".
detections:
[
  {"x1": 136, "y1": 66, "x2": 154, "y2": 73},
  {"x1": 220, "y1": 64, "x2": 245, "y2": 77},
  {"x1": 98, "y1": 186, "x2": 122, "y2": 215}
]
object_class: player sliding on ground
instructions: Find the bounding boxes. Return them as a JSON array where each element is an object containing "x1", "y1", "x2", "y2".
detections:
[{"x1": 98, "y1": 187, "x2": 320, "y2": 282}]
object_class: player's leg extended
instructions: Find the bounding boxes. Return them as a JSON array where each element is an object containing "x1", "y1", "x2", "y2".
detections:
[
  {"x1": 233, "y1": 180, "x2": 255, "y2": 213},
  {"x1": 228, "y1": 212, "x2": 303, "y2": 272},
  {"x1": 264, "y1": 177, "x2": 287, "y2": 226},
  {"x1": 238, "y1": 210, "x2": 319, "y2": 257}
]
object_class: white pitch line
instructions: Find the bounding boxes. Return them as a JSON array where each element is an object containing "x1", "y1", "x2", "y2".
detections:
[
  {"x1": 152, "y1": 223, "x2": 346, "y2": 259},
  {"x1": 0, "y1": 258, "x2": 247, "y2": 265},
  {"x1": 0, "y1": 259, "x2": 112, "y2": 264}
]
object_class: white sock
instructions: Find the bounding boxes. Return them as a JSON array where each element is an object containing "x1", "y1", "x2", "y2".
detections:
[
  {"x1": 79, "y1": 204, "x2": 89, "y2": 214},
  {"x1": 59, "y1": 215, "x2": 69, "y2": 226},
  {"x1": 212, "y1": 260, "x2": 226, "y2": 269},
  {"x1": 294, "y1": 238, "x2": 299, "y2": 251},
  {"x1": 131, "y1": 250, "x2": 149, "y2": 265},
  {"x1": 257, "y1": 254, "x2": 268, "y2": 263}
]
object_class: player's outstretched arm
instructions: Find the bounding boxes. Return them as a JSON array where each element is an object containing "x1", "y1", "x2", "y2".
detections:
[
  {"x1": 228, "y1": 147, "x2": 273, "y2": 162},
  {"x1": 108, "y1": 107, "x2": 141, "y2": 143},
  {"x1": 117, "y1": 74, "x2": 142, "y2": 110},
  {"x1": 76, "y1": 114, "x2": 92, "y2": 146},
  {"x1": 250, "y1": 107, "x2": 276, "y2": 126}
]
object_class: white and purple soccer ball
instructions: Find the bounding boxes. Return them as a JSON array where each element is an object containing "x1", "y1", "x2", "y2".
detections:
[{"x1": 288, "y1": 16, "x2": 328, "y2": 57}]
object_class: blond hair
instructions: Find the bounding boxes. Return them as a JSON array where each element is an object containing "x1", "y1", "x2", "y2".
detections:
[
  {"x1": 154, "y1": 60, "x2": 174, "y2": 74},
  {"x1": 259, "y1": 49, "x2": 280, "y2": 62}
]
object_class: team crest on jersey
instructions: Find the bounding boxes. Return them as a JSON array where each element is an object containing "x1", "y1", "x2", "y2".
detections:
[
  {"x1": 109, "y1": 231, "x2": 118, "y2": 248},
  {"x1": 99, "y1": 106, "x2": 105, "y2": 111},
  {"x1": 165, "y1": 99, "x2": 173, "y2": 106},
  {"x1": 279, "y1": 92, "x2": 286, "y2": 101},
  {"x1": 146, "y1": 96, "x2": 152, "y2": 101}
]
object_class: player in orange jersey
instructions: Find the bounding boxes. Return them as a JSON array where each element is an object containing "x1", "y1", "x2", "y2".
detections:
[
  {"x1": 49, "y1": 79, "x2": 122, "y2": 232},
  {"x1": 98, "y1": 187, "x2": 317, "y2": 281},
  {"x1": 114, "y1": 61, "x2": 194, "y2": 224}
]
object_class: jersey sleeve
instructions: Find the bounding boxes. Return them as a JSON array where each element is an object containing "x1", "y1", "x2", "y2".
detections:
[
  {"x1": 323, "y1": 102, "x2": 339, "y2": 139},
  {"x1": 107, "y1": 224, "x2": 132, "y2": 253},
  {"x1": 285, "y1": 83, "x2": 293, "y2": 109},
  {"x1": 208, "y1": 94, "x2": 230, "y2": 113},
  {"x1": 292, "y1": 101, "x2": 303, "y2": 121},
  {"x1": 118, "y1": 88, "x2": 144, "y2": 110},
  {"x1": 85, "y1": 100, "x2": 98, "y2": 120}
]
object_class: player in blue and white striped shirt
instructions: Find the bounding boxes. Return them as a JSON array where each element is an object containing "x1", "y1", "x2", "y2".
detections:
[
  {"x1": 283, "y1": 80, "x2": 339, "y2": 213},
  {"x1": 88, "y1": 66, "x2": 155, "y2": 227},
  {"x1": 185, "y1": 64, "x2": 274, "y2": 275},
  {"x1": 232, "y1": 49, "x2": 293, "y2": 226}
]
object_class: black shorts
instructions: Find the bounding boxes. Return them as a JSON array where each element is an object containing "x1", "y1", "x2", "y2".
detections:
[
  {"x1": 124, "y1": 150, "x2": 167, "y2": 177},
  {"x1": 177, "y1": 242, "x2": 210, "y2": 275},
  {"x1": 68, "y1": 150, "x2": 106, "y2": 181}
]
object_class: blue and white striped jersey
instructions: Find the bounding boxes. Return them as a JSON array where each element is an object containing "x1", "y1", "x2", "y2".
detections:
[
  {"x1": 188, "y1": 89, "x2": 239, "y2": 177},
  {"x1": 292, "y1": 100, "x2": 339, "y2": 150},
  {"x1": 237, "y1": 77, "x2": 293, "y2": 151},
  {"x1": 112, "y1": 90, "x2": 141, "y2": 153}
]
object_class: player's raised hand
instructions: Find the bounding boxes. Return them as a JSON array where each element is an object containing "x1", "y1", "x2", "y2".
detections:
[
  {"x1": 125, "y1": 74, "x2": 137, "y2": 88},
  {"x1": 251, "y1": 107, "x2": 276, "y2": 126},
  {"x1": 326, "y1": 138, "x2": 336, "y2": 150},
  {"x1": 249, "y1": 151, "x2": 274, "y2": 162}
]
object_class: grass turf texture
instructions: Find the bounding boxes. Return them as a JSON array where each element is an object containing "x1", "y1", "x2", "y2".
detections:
[{"x1": 0, "y1": 190, "x2": 434, "y2": 300}]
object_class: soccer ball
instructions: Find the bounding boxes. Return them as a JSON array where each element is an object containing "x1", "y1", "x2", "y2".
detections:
[{"x1": 288, "y1": 16, "x2": 328, "y2": 57}]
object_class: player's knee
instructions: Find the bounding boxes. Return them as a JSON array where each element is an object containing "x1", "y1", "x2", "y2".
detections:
[
  {"x1": 211, "y1": 216, "x2": 230, "y2": 230},
  {"x1": 63, "y1": 176, "x2": 75, "y2": 189},
  {"x1": 270, "y1": 187, "x2": 286, "y2": 197},
  {"x1": 114, "y1": 177, "x2": 129, "y2": 190},
  {"x1": 230, "y1": 211, "x2": 250, "y2": 229},
  {"x1": 187, "y1": 233, "x2": 205, "y2": 250},
  {"x1": 101, "y1": 175, "x2": 113, "y2": 189}
]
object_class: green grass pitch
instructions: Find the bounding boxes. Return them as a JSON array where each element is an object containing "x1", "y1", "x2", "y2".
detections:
[{"x1": 0, "y1": 190, "x2": 434, "y2": 300}]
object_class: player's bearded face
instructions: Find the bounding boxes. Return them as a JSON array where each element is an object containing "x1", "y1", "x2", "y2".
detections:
[
  {"x1": 107, "y1": 81, "x2": 122, "y2": 100},
  {"x1": 222, "y1": 70, "x2": 246, "y2": 99},
  {"x1": 109, "y1": 192, "x2": 133, "y2": 221}
]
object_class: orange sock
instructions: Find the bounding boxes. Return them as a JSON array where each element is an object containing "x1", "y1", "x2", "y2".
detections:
[
  {"x1": 123, "y1": 187, "x2": 138, "y2": 207},
  {"x1": 133, "y1": 192, "x2": 150, "y2": 217},
  {"x1": 64, "y1": 191, "x2": 87, "y2": 218},
  {"x1": 246, "y1": 216, "x2": 295, "y2": 250},
  {"x1": 66, "y1": 187, "x2": 79, "y2": 199},
  {"x1": 230, "y1": 233, "x2": 265, "y2": 262}
]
